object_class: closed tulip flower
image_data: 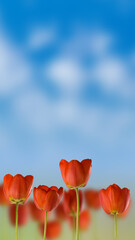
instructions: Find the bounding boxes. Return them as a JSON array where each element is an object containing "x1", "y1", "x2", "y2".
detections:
[
  {"x1": 3, "y1": 174, "x2": 34, "y2": 240},
  {"x1": 59, "y1": 159, "x2": 92, "y2": 189},
  {"x1": 33, "y1": 186, "x2": 63, "y2": 240},
  {"x1": 3, "y1": 174, "x2": 34, "y2": 205},
  {"x1": 59, "y1": 158, "x2": 92, "y2": 240},
  {"x1": 100, "y1": 184, "x2": 130, "y2": 239}
]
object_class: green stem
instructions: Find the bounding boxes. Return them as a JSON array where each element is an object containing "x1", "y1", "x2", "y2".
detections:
[
  {"x1": 16, "y1": 203, "x2": 19, "y2": 240},
  {"x1": 75, "y1": 188, "x2": 79, "y2": 240},
  {"x1": 72, "y1": 214, "x2": 76, "y2": 240},
  {"x1": 114, "y1": 213, "x2": 117, "y2": 239},
  {"x1": 43, "y1": 211, "x2": 47, "y2": 240}
]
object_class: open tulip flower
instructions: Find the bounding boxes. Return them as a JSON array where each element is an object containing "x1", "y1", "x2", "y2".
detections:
[
  {"x1": 3, "y1": 174, "x2": 34, "y2": 240},
  {"x1": 59, "y1": 158, "x2": 92, "y2": 240},
  {"x1": 100, "y1": 184, "x2": 130, "y2": 239},
  {"x1": 33, "y1": 185, "x2": 63, "y2": 240}
]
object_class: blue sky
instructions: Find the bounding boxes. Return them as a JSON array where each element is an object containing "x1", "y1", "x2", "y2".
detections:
[{"x1": 0, "y1": 1, "x2": 135, "y2": 191}]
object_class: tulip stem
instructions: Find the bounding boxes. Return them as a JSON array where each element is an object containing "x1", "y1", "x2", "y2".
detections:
[
  {"x1": 114, "y1": 213, "x2": 117, "y2": 239},
  {"x1": 44, "y1": 211, "x2": 47, "y2": 240},
  {"x1": 72, "y1": 214, "x2": 76, "y2": 240},
  {"x1": 16, "y1": 203, "x2": 19, "y2": 240},
  {"x1": 75, "y1": 188, "x2": 79, "y2": 240}
]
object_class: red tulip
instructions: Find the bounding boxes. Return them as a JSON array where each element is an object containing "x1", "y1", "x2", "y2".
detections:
[
  {"x1": 55, "y1": 202, "x2": 67, "y2": 220},
  {"x1": 85, "y1": 189, "x2": 101, "y2": 210},
  {"x1": 59, "y1": 159, "x2": 92, "y2": 188},
  {"x1": 68, "y1": 210, "x2": 91, "y2": 231},
  {"x1": 63, "y1": 189, "x2": 83, "y2": 215},
  {"x1": 28, "y1": 200, "x2": 47, "y2": 222},
  {"x1": 40, "y1": 221, "x2": 62, "y2": 239},
  {"x1": 9, "y1": 204, "x2": 28, "y2": 226},
  {"x1": 99, "y1": 184, "x2": 130, "y2": 215},
  {"x1": 100, "y1": 184, "x2": 130, "y2": 239},
  {"x1": 33, "y1": 186, "x2": 63, "y2": 212},
  {"x1": 3, "y1": 174, "x2": 34, "y2": 204},
  {"x1": 0, "y1": 184, "x2": 9, "y2": 205}
]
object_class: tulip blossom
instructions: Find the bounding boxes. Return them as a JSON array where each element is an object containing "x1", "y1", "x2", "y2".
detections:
[
  {"x1": 3, "y1": 174, "x2": 34, "y2": 240},
  {"x1": 0, "y1": 184, "x2": 9, "y2": 205},
  {"x1": 40, "y1": 221, "x2": 62, "y2": 239},
  {"x1": 3, "y1": 174, "x2": 34, "y2": 205},
  {"x1": 9, "y1": 204, "x2": 28, "y2": 226},
  {"x1": 100, "y1": 184, "x2": 130, "y2": 239},
  {"x1": 33, "y1": 185, "x2": 63, "y2": 240},
  {"x1": 63, "y1": 189, "x2": 83, "y2": 216},
  {"x1": 59, "y1": 158, "x2": 92, "y2": 240},
  {"x1": 59, "y1": 159, "x2": 92, "y2": 189},
  {"x1": 85, "y1": 189, "x2": 101, "y2": 210}
]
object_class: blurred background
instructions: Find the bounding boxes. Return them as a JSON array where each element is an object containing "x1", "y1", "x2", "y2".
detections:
[{"x1": 0, "y1": 0, "x2": 135, "y2": 239}]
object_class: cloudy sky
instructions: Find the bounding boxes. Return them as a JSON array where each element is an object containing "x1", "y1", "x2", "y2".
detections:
[{"x1": 0, "y1": 0, "x2": 135, "y2": 191}]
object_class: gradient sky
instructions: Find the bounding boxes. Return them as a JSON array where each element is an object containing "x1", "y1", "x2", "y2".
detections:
[{"x1": 0, "y1": 0, "x2": 135, "y2": 191}]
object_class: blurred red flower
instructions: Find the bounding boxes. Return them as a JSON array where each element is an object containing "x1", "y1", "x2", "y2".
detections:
[
  {"x1": 63, "y1": 189, "x2": 83, "y2": 216},
  {"x1": 99, "y1": 184, "x2": 130, "y2": 215},
  {"x1": 9, "y1": 204, "x2": 28, "y2": 226},
  {"x1": 0, "y1": 184, "x2": 9, "y2": 205},
  {"x1": 40, "y1": 220, "x2": 62, "y2": 239},
  {"x1": 33, "y1": 186, "x2": 63, "y2": 212},
  {"x1": 59, "y1": 159, "x2": 92, "y2": 188},
  {"x1": 3, "y1": 174, "x2": 34, "y2": 204},
  {"x1": 55, "y1": 202, "x2": 67, "y2": 221},
  {"x1": 68, "y1": 210, "x2": 91, "y2": 231},
  {"x1": 85, "y1": 189, "x2": 101, "y2": 209},
  {"x1": 28, "y1": 200, "x2": 49, "y2": 222}
]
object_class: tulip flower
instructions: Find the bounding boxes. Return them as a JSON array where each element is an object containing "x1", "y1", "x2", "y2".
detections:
[
  {"x1": 3, "y1": 174, "x2": 34, "y2": 240},
  {"x1": 9, "y1": 204, "x2": 28, "y2": 226},
  {"x1": 59, "y1": 158, "x2": 92, "y2": 240},
  {"x1": 40, "y1": 221, "x2": 62, "y2": 239},
  {"x1": 0, "y1": 184, "x2": 9, "y2": 205},
  {"x1": 84, "y1": 189, "x2": 101, "y2": 210},
  {"x1": 33, "y1": 186, "x2": 63, "y2": 240},
  {"x1": 100, "y1": 184, "x2": 130, "y2": 239}
]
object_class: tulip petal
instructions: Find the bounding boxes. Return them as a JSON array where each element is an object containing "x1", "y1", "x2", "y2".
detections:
[
  {"x1": 3, "y1": 174, "x2": 13, "y2": 201},
  {"x1": 81, "y1": 159, "x2": 92, "y2": 187}
]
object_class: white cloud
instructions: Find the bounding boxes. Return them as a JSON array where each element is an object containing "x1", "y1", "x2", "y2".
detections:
[
  {"x1": 0, "y1": 29, "x2": 31, "y2": 95},
  {"x1": 14, "y1": 90, "x2": 54, "y2": 132},
  {"x1": 44, "y1": 57, "x2": 85, "y2": 93},
  {"x1": 28, "y1": 27, "x2": 55, "y2": 49},
  {"x1": 91, "y1": 56, "x2": 135, "y2": 97}
]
